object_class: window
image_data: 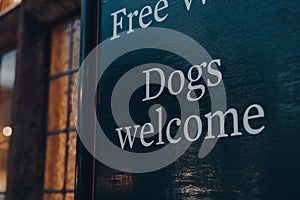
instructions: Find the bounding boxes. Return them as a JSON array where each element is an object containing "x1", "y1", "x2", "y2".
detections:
[
  {"x1": 43, "y1": 17, "x2": 80, "y2": 200},
  {"x1": 0, "y1": 0, "x2": 21, "y2": 13},
  {"x1": 0, "y1": 50, "x2": 16, "y2": 200}
]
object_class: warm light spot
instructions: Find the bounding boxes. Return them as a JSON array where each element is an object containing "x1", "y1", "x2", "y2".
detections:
[{"x1": 3, "y1": 127, "x2": 12, "y2": 137}]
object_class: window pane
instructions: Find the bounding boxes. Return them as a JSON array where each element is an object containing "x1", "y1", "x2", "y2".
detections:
[
  {"x1": 0, "y1": 51, "x2": 16, "y2": 137},
  {"x1": 66, "y1": 131, "x2": 76, "y2": 190},
  {"x1": 0, "y1": 50, "x2": 16, "y2": 90},
  {"x1": 50, "y1": 16, "x2": 81, "y2": 76},
  {"x1": 0, "y1": 98, "x2": 12, "y2": 135},
  {"x1": 45, "y1": 16, "x2": 80, "y2": 199},
  {"x1": 72, "y1": 19, "x2": 81, "y2": 69},
  {"x1": 69, "y1": 73, "x2": 78, "y2": 129},
  {"x1": 0, "y1": 50, "x2": 16, "y2": 197},
  {"x1": 0, "y1": 0, "x2": 20, "y2": 12},
  {"x1": 66, "y1": 193, "x2": 74, "y2": 200},
  {"x1": 44, "y1": 193, "x2": 63, "y2": 200},
  {"x1": 47, "y1": 76, "x2": 68, "y2": 131},
  {"x1": 44, "y1": 133, "x2": 66, "y2": 190},
  {"x1": 50, "y1": 21, "x2": 71, "y2": 76},
  {"x1": 0, "y1": 143, "x2": 8, "y2": 192}
]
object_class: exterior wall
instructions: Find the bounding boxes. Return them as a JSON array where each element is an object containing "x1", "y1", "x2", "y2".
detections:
[{"x1": 0, "y1": 1, "x2": 80, "y2": 200}]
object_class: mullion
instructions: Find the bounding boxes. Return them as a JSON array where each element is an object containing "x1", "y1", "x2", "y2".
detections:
[
  {"x1": 49, "y1": 67, "x2": 79, "y2": 81},
  {"x1": 44, "y1": 189, "x2": 74, "y2": 194},
  {"x1": 47, "y1": 127, "x2": 76, "y2": 136}
]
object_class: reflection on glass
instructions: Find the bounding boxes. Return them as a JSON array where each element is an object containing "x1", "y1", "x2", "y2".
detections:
[
  {"x1": 96, "y1": 171, "x2": 135, "y2": 199},
  {"x1": 107, "y1": 174, "x2": 133, "y2": 190}
]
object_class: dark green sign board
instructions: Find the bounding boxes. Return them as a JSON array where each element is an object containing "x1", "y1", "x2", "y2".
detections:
[{"x1": 76, "y1": 0, "x2": 300, "y2": 199}]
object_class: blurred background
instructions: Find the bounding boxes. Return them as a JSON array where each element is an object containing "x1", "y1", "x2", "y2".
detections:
[{"x1": 0, "y1": 0, "x2": 81, "y2": 200}]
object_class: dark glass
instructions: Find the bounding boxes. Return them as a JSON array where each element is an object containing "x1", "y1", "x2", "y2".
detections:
[
  {"x1": 77, "y1": 0, "x2": 300, "y2": 199},
  {"x1": 75, "y1": 1, "x2": 99, "y2": 200}
]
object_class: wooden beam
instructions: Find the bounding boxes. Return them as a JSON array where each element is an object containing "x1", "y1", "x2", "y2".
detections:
[
  {"x1": 23, "y1": 0, "x2": 81, "y2": 25},
  {"x1": 0, "y1": 6, "x2": 19, "y2": 55}
]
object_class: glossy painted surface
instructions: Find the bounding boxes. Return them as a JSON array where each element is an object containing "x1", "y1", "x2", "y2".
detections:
[{"x1": 77, "y1": 0, "x2": 300, "y2": 199}]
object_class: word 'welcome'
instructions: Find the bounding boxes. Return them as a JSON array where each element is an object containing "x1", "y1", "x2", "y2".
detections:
[{"x1": 115, "y1": 60, "x2": 266, "y2": 150}]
